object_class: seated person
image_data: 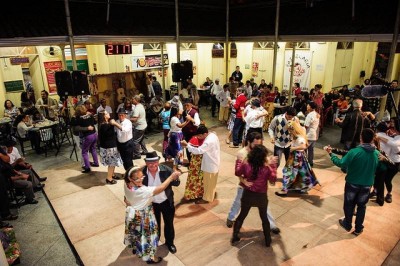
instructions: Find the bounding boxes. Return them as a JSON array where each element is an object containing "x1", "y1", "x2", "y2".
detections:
[
  {"x1": 4, "y1": 100, "x2": 20, "y2": 122},
  {"x1": 0, "y1": 146, "x2": 38, "y2": 204},
  {"x1": 14, "y1": 114, "x2": 41, "y2": 154},
  {"x1": 146, "y1": 94, "x2": 164, "y2": 131},
  {"x1": 332, "y1": 94, "x2": 349, "y2": 114},
  {"x1": 1, "y1": 139, "x2": 46, "y2": 191}
]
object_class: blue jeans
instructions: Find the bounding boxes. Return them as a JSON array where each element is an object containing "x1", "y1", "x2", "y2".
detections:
[
  {"x1": 343, "y1": 182, "x2": 371, "y2": 232},
  {"x1": 232, "y1": 118, "x2": 244, "y2": 146},
  {"x1": 227, "y1": 186, "x2": 277, "y2": 229}
]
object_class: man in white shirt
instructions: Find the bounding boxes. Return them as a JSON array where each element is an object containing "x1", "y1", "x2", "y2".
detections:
[
  {"x1": 244, "y1": 98, "x2": 268, "y2": 137},
  {"x1": 130, "y1": 95, "x2": 148, "y2": 159},
  {"x1": 142, "y1": 151, "x2": 181, "y2": 254},
  {"x1": 216, "y1": 84, "x2": 231, "y2": 123},
  {"x1": 181, "y1": 125, "x2": 220, "y2": 204},
  {"x1": 112, "y1": 109, "x2": 134, "y2": 170},
  {"x1": 304, "y1": 101, "x2": 320, "y2": 166},
  {"x1": 210, "y1": 78, "x2": 223, "y2": 117}
]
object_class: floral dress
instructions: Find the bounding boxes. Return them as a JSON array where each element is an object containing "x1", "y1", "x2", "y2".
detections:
[
  {"x1": 282, "y1": 136, "x2": 319, "y2": 192},
  {"x1": 124, "y1": 184, "x2": 159, "y2": 262},
  {"x1": 184, "y1": 136, "x2": 204, "y2": 200}
]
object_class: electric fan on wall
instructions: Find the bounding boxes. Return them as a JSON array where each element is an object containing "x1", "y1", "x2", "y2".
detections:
[{"x1": 42, "y1": 46, "x2": 62, "y2": 57}]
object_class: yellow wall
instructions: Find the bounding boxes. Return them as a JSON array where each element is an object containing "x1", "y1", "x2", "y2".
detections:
[
  {"x1": 1, "y1": 42, "x2": 400, "y2": 117},
  {"x1": 235, "y1": 42, "x2": 254, "y2": 82},
  {"x1": 350, "y1": 42, "x2": 378, "y2": 87}
]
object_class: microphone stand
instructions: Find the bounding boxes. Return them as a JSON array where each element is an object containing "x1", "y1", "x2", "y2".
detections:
[{"x1": 385, "y1": 88, "x2": 400, "y2": 127}]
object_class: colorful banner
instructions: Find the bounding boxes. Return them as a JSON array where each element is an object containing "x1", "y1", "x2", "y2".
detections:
[
  {"x1": 131, "y1": 54, "x2": 169, "y2": 70},
  {"x1": 44, "y1": 61, "x2": 63, "y2": 94},
  {"x1": 252, "y1": 62, "x2": 259, "y2": 77},
  {"x1": 283, "y1": 51, "x2": 312, "y2": 92}
]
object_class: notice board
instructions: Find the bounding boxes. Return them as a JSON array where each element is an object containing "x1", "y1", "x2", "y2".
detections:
[{"x1": 4, "y1": 80, "x2": 24, "y2": 93}]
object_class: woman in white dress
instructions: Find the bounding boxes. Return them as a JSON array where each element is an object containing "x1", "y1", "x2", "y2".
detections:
[{"x1": 124, "y1": 166, "x2": 180, "y2": 264}]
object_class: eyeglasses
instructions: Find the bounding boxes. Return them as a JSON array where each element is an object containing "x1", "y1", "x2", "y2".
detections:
[{"x1": 131, "y1": 177, "x2": 144, "y2": 182}]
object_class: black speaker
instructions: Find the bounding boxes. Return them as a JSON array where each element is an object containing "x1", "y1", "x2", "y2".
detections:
[
  {"x1": 181, "y1": 60, "x2": 193, "y2": 80},
  {"x1": 55, "y1": 71, "x2": 73, "y2": 96},
  {"x1": 72, "y1": 71, "x2": 90, "y2": 95},
  {"x1": 172, "y1": 63, "x2": 183, "y2": 82}
]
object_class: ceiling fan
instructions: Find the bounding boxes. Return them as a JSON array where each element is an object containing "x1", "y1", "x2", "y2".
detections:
[{"x1": 42, "y1": 46, "x2": 62, "y2": 57}]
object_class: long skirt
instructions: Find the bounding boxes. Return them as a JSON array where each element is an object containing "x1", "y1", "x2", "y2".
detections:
[
  {"x1": 124, "y1": 205, "x2": 159, "y2": 261},
  {"x1": 282, "y1": 151, "x2": 319, "y2": 192},
  {"x1": 184, "y1": 154, "x2": 204, "y2": 200}
]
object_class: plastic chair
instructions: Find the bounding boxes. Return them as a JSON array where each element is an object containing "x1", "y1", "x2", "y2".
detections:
[
  {"x1": 14, "y1": 128, "x2": 33, "y2": 156},
  {"x1": 38, "y1": 126, "x2": 57, "y2": 157}
]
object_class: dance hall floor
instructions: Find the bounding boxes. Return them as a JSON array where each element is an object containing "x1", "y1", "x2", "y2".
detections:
[{"x1": 36, "y1": 123, "x2": 400, "y2": 266}]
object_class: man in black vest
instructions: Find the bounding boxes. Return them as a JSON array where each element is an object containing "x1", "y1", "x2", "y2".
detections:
[
  {"x1": 181, "y1": 99, "x2": 201, "y2": 162},
  {"x1": 142, "y1": 151, "x2": 181, "y2": 254}
]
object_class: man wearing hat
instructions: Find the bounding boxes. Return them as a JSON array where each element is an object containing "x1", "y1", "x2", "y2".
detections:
[
  {"x1": 182, "y1": 98, "x2": 201, "y2": 163},
  {"x1": 112, "y1": 108, "x2": 134, "y2": 170},
  {"x1": 210, "y1": 78, "x2": 223, "y2": 118},
  {"x1": 142, "y1": 151, "x2": 181, "y2": 254}
]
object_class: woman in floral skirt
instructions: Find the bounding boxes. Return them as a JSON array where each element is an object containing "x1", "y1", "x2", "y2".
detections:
[
  {"x1": 275, "y1": 120, "x2": 319, "y2": 196},
  {"x1": 124, "y1": 166, "x2": 181, "y2": 264},
  {"x1": 183, "y1": 135, "x2": 204, "y2": 201},
  {"x1": 97, "y1": 110, "x2": 123, "y2": 184}
]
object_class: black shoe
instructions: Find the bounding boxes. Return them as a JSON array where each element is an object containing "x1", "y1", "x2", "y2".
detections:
[
  {"x1": 385, "y1": 194, "x2": 392, "y2": 203},
  {"x1": 146, "y1": 257, "x2": 163, "y2": 264},
  {"x1": 34, "y1": 184, "x2": 45, "y2": 192},
  {"x1": 376, "y1": 199, "x2": 384, "y2": 206},
  {"x1": 39, "y1": 177, "x2": 47, "y2": 182},
  {"x1": 338, "y1": 219, "x2": 351, "y2": 232},
  {"x1": 226, "y1": 219, "x2": 234, "y2": 228},
  {"x1": 369, "y1": 191, "x2": 377, "y2": 199},
  {"x1": 271, "y1": 227, "x2": 281, "y2": 234},
  {"x1": 352, "y1": 229, "x2": 363, "y2": 236},
  {"x1": 133, "y1": 156, "x2": 141, "y2": 160},
  {"x1": 167, "y1": 244, "x2": 177, "y2": 254},
  {"x1": 106, "y1": 179, "x2": 117, "y2": 185},
  {"x1": 81, "y1": 168, "x2": 91, "y2": 173},
  {"x1": 195, "y1": 199, "x2": 209, "y2": 204},
  {"x1": 25, "y1": 199, "x2": 39, "y2": 205},
  {"x1": 275, "y1": 191, "x2": 287, "y2": 197},
  {"x1": 90, "y1": 162, "x2": 99, "y2": 167},
  {"x1": 231, "y1": 235, "x2": 240, "y2": 245},
  {"x1": 112, "y1": 175, "x2": 123, "y2": 180}
]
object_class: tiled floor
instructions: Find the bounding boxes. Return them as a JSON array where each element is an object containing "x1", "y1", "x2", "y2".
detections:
[{"x1": 5, "y1": 106, "x2": 400, "y2": 265}]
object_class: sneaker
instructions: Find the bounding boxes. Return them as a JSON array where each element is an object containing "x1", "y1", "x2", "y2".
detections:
[
  {"x1": 385, "y1": 194, "x2": 392, "y2": 203},
  {"x1": 338, "y1": 219, "x2": 351, "y2": 232},
  {"x1": 368, "y1": 191, "x2": 377, "y2": 199},
  {"x1": 226, "y1": 219, "x2": 234, "y2": 228},
  {"x1": 352, "y1": 229, "x2": 363, "y2": 236},
  {"x1": 271, "y1": 227, "x2": 281, "y2": 234}
]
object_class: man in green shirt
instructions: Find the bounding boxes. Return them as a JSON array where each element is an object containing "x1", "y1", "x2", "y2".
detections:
[{"x1": 325, "y1": 128, "x2": 379, "y2": 236}]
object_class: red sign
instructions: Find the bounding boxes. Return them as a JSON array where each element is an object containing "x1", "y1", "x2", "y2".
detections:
[{"x1": 44, "y1": 61, "x2": 63, "y2": 94}]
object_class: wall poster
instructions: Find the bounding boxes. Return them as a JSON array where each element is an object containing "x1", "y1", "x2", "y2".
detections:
[
  {"x1": 44, "y1": 61, "x2": 63, "y2": 94},
  {"x1": 283, "y1": 51, "x2": 312, "y2": 92}
]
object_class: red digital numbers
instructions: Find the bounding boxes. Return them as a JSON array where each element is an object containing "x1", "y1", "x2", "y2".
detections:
[{"x1": 105, "y1": 44, "x2": 132, "y2": 55}]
